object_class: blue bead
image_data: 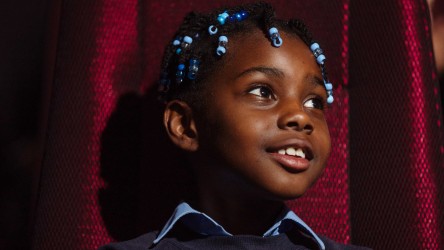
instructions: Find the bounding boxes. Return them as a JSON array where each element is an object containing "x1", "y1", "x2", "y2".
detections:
[
  {"x1": 217, "y1": 16, "x2": 225, "y2": 25},
  {"x1": 219, "y1": 35, "x2": 228, "y2": 43},
  {"x1": 325, "y1": 83, "x2": 333, "y2": 90},
  {"x1": 269, "y1": 27, "x2": 278, "y2": 36},
  {"x1": 235, "y1": 13, "x2": 242, "y2": 21},
  {"x1": 217, "y1": 12, "x2": 229, "y2": 25},
  {"x1": 316, "y1": 54, "x2": 326, "y2": 64},
  {"x1": 208, "y1": 25, "x2": 218, "y2": 35},
  {"x1": 178, "y1": 64, "x2": 185, "y2": 70},
  {"x1": 310, "y1": 43, "x2": 320, "y2": 52},
  {"x1": 173, "y1": 40, "x2": 180, "y2": 46},
  {"x1": 228, "y1": 15, "x2": 236, "y2": 22},
  {"x1": 327, "y1": 95, "x2": 334, "y2": 104},
  {"x1": 176, "y1": 48, "x2": 181, "y2": 54},
  {"x1": 190, "y1": 59, "x2": 199, "y2": 66},
  {"x1": 183, "y1": 36, "x2": 193, "y2": 44},
  {"x1": 188, "y1": 59, "x2": 199, "y2": 80},
  {"x1": 272, "y1": 37, "x2": 283, "y2": 47},
  {"x1": 240, "y1": 11, "x2": 248, "y2": 19},
  {"x1": 217, "y1": 46, "x2": 226, "y2": 56}
]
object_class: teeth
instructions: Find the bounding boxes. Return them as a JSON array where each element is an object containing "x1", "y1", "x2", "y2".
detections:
[
  {"x1": 278, "y1": 147, "x2": 306, "y2": 159},
  {"x1": 295, "y1": 148, "x2": 305, "y2": 159},
  {"x1": 285, "y1": 147, "x2": 296, "y2": 156}
]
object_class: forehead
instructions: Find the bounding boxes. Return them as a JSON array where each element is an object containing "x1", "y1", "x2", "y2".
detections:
[{"x1": 218, "y1": 29, "x2": 321, "y2": 81}]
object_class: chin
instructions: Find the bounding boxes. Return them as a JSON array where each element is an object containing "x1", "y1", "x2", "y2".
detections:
[{"x1": 264, "y1": 184, "x2": 311, "y2": 201}]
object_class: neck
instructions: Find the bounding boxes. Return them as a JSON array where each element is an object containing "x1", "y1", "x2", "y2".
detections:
[{"x1": 192, "y1": 182, "x2": 285, "y2": 236}]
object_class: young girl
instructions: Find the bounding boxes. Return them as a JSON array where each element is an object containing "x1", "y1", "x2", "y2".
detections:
[{"x1": 101, "y1": 2, "x2": 370, "y2": 249}]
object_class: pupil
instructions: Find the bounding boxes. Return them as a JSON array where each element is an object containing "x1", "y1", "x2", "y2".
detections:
[
  {"x1": 313, "y1": 100, "x2": 323, "y2": 110},
  {"x1": 260, "y1": 88, "x2": 270, "y2": 97}
]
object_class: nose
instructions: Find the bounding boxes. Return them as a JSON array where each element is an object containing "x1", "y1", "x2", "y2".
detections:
[{"x1": 277, "y1": 104, "x2": 314, "y2": 134}]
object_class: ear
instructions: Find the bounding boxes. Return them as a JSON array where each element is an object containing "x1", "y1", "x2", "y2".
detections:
[{"x1": 163, "y1": 100, "x2": 199, "y2": 152}]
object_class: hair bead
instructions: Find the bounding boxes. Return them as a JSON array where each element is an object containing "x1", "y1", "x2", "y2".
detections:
[
  {"x1": 172, "y1": 39, "x2": 180, "y2": 46},
  {"x1": 310, "y1": 43, "x2": 325, "y2": 65},
  {"x1": 209, "y1": 10, "x2": 250, "y2": 56},
  {"x1": 208, "y1": 25, "x2": 218, "y2": 35},
  {"x1": 325, "y1": 83, "x2": 333, "y2": 91},
  {"x1": 310, "y1": 43, "x2": 322, "y2": 56},
  {"x1": 187, "y1": 59, "x2": 200, "y2": 80},
  {"x1": 240, "y1": 11, "x2": 248, "y2": 20},
  {"x1": 183, "y1": 36, "x2": 193, "y2": 44},
  {"x1": 217, "y1": 12, "x2": 229, "y2": 25},
  {"x1": 310, "y1": 42, "x2": 334, "y2": 104},
  {"x1": 235, "y1": 12, "x2": 242, "y2": 21},
  {"x1": 176, "y1": 64, "x2": 185, "y2": 84},
  {"x1": 181, "y1": 36, "x2": 193, "y2": 50},
  {"x1": 268, "y1": 27, "x2": 283, "y2": 47},
  {"x1": 174, "y1": 36, "x2": 193, "y2": 55},
  {"x1": 217, "y1": 35, "x2": 228, "y2": 56},
  {"x1": 316, "y1": 54, "x2": 326, "y2": 65},
  {"x1": 172, "y1": 37, "x2": 181, "y2": 53},
  {"x1": 159, "y1": 3, "x2": 329, "y2": 103}
]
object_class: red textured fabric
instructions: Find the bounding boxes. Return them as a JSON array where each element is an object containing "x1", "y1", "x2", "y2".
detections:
[
  {"x1": 32, "y1": 1, "x2": 141, "y2": 248},
  {"x1": 31, "y1": 0, "x2": 444, "y2": 249},
  {"x1": 348, "y1": 0, "x2": 444, "y2": 249},
  {"x1": 283, "y1": 0, "x2": 352, "y2": 244}
]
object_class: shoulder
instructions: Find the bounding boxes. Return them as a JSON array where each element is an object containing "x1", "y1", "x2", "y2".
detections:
[
  {"x1": 98, "y1": 232, "x2": 158, "y2": 250},
  {"x1": 318, "y1": 236, "x2": 373, "y2": 250}
]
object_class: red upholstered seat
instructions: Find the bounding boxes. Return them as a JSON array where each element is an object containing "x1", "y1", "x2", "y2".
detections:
[{"x1": 31, "y1": 0, "x2": 444, "y2": 249}]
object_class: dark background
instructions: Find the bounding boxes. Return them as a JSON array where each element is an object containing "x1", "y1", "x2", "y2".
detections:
[{"x1": 0, "y1": 0, "x2": 50, "y2": 249}]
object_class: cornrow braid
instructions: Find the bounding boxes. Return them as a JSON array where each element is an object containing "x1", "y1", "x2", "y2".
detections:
[{"x1": 158, "y1": 2, "x2": 333, "y2": 106}]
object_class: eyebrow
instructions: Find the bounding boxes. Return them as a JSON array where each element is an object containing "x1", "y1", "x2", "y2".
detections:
[
  {"x1": 307, "y1": 75, "x2": 325, "y2": 89},
  {"x1": 235, "y1": 66, "x2": 285, "y2": 79},
  {"x1": 236, "y1": 66, "x2": 325, "y2": 89}
]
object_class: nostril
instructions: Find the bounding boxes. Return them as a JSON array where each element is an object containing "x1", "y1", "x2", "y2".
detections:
[
  {"x1": 285, "y1": 121, "x2": 313, "y2": 134},
  {"x1": 303, "y1": 124, "x2": 314, "y2": 134},
  {"x1": 278, "y1": 109, "x2": 314, "y2": 133},
  {"x1": 286, "y1": 121, "x2": 299, "y2": 129}
]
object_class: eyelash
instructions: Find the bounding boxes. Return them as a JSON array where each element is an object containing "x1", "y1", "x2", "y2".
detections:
[
  {"x1": 248, "y1": 85, "x2": 275, "y2": 100},
  {"x1": 304, "y1": 97, "x2": 326, "y2": 110},
  {"x1": 247, "y1": 85, "x2": 327, "y2": 111}
]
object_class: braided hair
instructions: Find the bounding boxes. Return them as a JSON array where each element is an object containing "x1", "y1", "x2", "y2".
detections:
[{"x1": 158, "y1": 2, "x2": 325, "y2": 107}]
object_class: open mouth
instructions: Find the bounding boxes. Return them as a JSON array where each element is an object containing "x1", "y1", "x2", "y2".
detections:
[
  {"x1": 267, "y1": 145, "x2": 314, "y2": 172},
  {"x1": 273, "y1": 146, "x2": 313, "y2": 161}
]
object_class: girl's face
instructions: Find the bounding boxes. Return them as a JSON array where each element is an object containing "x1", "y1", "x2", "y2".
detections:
[{"x1": 193, "y1": 29, "x2": 331, "y2": 200}]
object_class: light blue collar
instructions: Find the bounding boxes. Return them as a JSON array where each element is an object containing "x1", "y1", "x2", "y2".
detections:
[{"x1": 153, "y1": 202, "x2": 325, "y2": 249}]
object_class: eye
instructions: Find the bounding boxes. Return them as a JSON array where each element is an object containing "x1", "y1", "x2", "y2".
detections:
[
  {"x1": 248, "y1": 86, "x2": 274, "y2": 99},
  {"x1": 304, "y1": 97, "x2": 325, "y2": 110}
]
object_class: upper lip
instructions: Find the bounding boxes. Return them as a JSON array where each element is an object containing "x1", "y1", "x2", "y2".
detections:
[{"x1": 266, "y1": 137, "x2": 314, "y2": 161}]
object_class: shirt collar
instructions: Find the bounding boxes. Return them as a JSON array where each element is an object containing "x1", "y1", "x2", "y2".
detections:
[{"x1": 153, "y1": 202, "x2": 325, "y2": 250}]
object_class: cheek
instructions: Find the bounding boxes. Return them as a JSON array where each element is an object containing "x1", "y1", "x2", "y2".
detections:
[{"x1": 317, "y1": 121, "x2": 331, "y2": 161}]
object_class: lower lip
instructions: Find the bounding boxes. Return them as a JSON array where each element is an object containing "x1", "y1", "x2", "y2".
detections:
[{"x1": 269, "y1": 153, "x2": 310, "y2": 172}]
